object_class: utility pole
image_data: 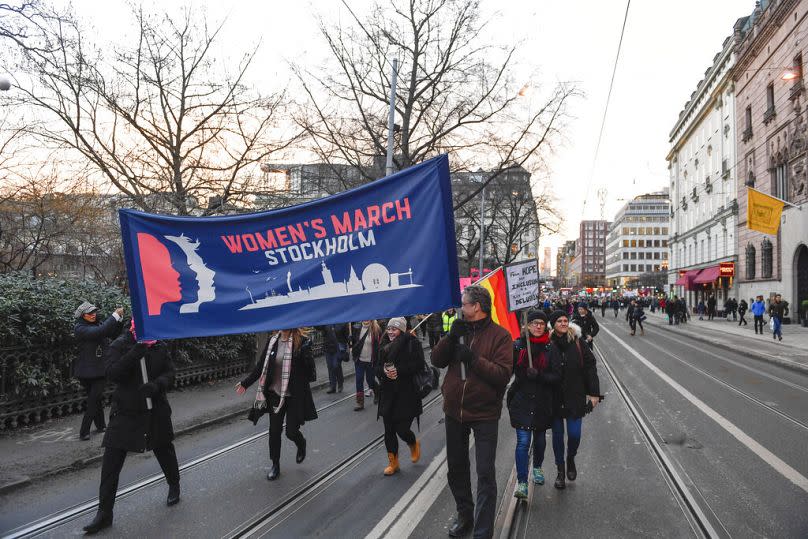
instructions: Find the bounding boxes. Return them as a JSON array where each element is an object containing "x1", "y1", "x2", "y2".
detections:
[{"x1": 385, "y1": 58, "x2": 398, "y2": 177}]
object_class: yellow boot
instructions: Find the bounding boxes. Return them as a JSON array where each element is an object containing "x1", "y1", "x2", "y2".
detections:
[
  {"x1": 384, "y1": 452, "x2": 400, "y2": 476},
  {"x1": 409, "y1": 439, "x2": 421, "y2": 463}
]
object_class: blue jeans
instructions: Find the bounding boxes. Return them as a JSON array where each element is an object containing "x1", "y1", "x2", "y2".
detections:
[
  {"x1": 354, "y1": 361, "x2": 376, "y2": 392},
  {"x1": 514, "y1": 429, "x2": 547, "y2": 483},
  {"x1": 773, "y1": 316, "x2": 782, "y2": 338},
  {"x1": 325, "y1": 351, "x2": 344, "y2": 390},
  {"x1": 551, "y1": 417, "x2": 582, "y2": 465}
]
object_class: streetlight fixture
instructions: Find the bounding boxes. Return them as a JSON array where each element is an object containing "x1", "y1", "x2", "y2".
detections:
[{"x1": 782, "y1": 67, "x2": 800, "y2": 80}]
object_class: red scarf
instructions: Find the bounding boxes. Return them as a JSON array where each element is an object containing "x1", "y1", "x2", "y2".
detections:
[{"x1": 517, "y1": 333, "x2": 550, "y2": 370}]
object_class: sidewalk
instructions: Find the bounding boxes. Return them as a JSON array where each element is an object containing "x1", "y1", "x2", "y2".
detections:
[
  {"x1": 0, "y1": 351, "x2": 356, "y2": 494},
  {"x1": 642, "y1": 310, "x2": 808, "y2": 373}
]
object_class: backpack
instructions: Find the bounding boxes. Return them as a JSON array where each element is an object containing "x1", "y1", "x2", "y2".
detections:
[{"x1": 414, "y1": 359, "x2": 440, "y2": 399}]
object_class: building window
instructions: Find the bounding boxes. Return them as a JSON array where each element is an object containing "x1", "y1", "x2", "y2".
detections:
[
  {"x1": 746, "y1": 243, "x2": 756, "y2": 280},
  {"x1": 774, "y1": 156, "x2": 789, "y2": 202},
  {"x1": 762, "y1": 238, "x2": 773, "y2": 278},
  {"x1": 630, "y1": 264, "x2": 636, "y2": 272},
  {"x1": 743, "y1": 106, "x2": 753, "y2": 141},
  {"x1": 764, "y1": 83, "x2": 775, "y2": 123},
  {"x1": 623, "y1": 264, "x2": 629, "y2": 272}
]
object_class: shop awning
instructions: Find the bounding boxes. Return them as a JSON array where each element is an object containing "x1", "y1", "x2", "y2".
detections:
[
  {"x1": 693, "y1": 265, "x2": 721, "y2": 284},
  {"x1": 674, "y1": 269, "x2": 703, "y2": 289}
]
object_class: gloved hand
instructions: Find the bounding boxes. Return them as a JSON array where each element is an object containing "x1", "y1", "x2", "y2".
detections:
[
  {"x1": 525, "y1": 367, "x2": 539, "y2": 379},
  {"x1": 138, "y1": 382, "x2": 159, "y2": 398},
  {"x1": 447, "y1": 319, "x2": 469, "y2": 342},
  {"x1": 456, "y1": 343, "x2": 476, "y2": 369}
]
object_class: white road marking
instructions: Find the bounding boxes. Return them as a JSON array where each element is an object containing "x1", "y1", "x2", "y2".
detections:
[
  {"x1": 365, "y1": 448, "x2": 448, "y2": 539},
  {"x1": 599, "y1": 324, "x2": 808, "y2": 494}
]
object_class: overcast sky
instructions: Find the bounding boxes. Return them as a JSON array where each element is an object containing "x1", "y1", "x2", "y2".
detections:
[{"x1": 49, "y1": 0, "x2": 752, "y2": 260}]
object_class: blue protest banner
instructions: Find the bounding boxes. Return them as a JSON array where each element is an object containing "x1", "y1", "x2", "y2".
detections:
[{"x1": 119, "y1": 154, "x2": 460, "y2": 340}]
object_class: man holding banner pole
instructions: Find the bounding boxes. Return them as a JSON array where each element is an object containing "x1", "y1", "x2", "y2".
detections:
[{"x1": 431, "y1": 285, "x2": 513, "y2": 539}]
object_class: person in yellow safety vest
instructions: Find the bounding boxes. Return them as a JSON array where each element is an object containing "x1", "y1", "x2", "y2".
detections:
[{"x1": 441, "y1": 308, "x2": 458, "y2": 336}]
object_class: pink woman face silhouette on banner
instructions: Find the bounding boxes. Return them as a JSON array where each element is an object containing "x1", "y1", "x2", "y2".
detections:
[{"x1": 137, "y1": 232, "x2": 182, "y2": 316}]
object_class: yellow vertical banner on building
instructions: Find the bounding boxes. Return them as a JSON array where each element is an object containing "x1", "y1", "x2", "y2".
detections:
[{"x1": 747, "y1": 188, "x2": 784, "y2": 234}]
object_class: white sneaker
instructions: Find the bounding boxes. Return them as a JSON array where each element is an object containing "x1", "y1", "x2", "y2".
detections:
[{"x1": 365, "y1": 389, "x2": 373, "y2": 397}]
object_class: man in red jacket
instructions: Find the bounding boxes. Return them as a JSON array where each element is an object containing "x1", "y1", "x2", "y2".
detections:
[{"x1": 431, "y1": 285, "x2": 513, "y2": 539}]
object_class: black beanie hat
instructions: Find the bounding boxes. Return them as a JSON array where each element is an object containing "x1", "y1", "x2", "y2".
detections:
[
  {"x1": 527, "y1": 309, "x2": 548, "y2": 324},
  {"x1": 549, "y1": 310, "x2": 568, "y2": 327}
]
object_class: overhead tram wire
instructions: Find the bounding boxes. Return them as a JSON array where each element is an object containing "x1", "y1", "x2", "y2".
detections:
[{"x1": 580, "y1": 0, "x2": 631, "y2": 220}]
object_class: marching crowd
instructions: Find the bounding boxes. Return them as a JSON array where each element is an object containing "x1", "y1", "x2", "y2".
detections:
[{"x1": 70, "y1": 284, "x2": 795, "y2": 537}]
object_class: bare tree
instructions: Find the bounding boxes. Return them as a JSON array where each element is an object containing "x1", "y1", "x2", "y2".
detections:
[
  {"x1": 1, "y1": 1, "x2": 299, "y2": 215},
  {"x1": 294, "y1": 0, "x2": 577, "y2": 209}
]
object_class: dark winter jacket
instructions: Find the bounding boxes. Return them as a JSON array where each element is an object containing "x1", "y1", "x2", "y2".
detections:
[
  {"x1": 73, "y1": 315, "x2": 123, "y2": 379},
  {"x1": 242, "y1": 335, "x2": 318, "y2": 425},
  {"x1": 102, "y1": 333, "x2": 175, "y2": 452},
  {"x1": 508, "y1": 335, "x2": 562, "y2": 431},
  {"x1": 426, "y1": 312, "x2": 444, "y2": 333},
  {"x1": 769, "y1": 300, "x2": 789, "y2": 319},
  {"x1": 352, "y1": 324, "x2": 381, "y2": 364},
  {"x1": 376, "y1": 332, "x2": 424, "y2": 423},
  {"x1": 738, "y1": 300, "x2": 749, "y2": 315},
  {"x1": 319, "y1": 324, "x2": 351, "y2": 355},
  {"x1": 571, "y1": 311, "x2": 600, "y2": 341},
  {"x1": 550, "y1": 330, "x2": 600, "y2": 419},
  {"x1": 431, "y1": 316, "x2": 513, "y2": 423}
]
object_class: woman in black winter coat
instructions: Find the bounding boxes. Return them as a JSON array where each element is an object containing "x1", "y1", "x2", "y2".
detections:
[
  {"x1": 237, "y1": 328, "x2": 317, "y2": 481},
  {"x1": 375, "y1": 317, "x2": 424, "y2": 476},
  {"x1": 507, "y1": 310, "x2": 561, "y2": 499},
  {"x1": 548, "y1": 310, "x2": 601, "y2": 491},
  {"x1": 571, "y1": 304, "x2": 599, "y2": 349},
  {"x1": 83, "y1": 320, "x2": 179, "y2": 535},
  {"x1": 72, "y1": 302, "x2": 124, "y2": 440}
]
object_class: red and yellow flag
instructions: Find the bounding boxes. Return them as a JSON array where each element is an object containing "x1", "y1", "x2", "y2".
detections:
[{"x1": 477, "y1": 267, "x2": 521, "y2": 340}]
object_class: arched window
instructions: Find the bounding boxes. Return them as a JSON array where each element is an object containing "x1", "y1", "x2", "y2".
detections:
[
  {"x1": 746, "y1": 243, "x2": 756, "y2": 280},
  {"x1": 762, "y1": 238, "x2": 773, "y2": 278}
]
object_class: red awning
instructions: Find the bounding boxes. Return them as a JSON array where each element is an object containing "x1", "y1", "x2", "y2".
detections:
[
  {"x1": 674, "y1": 269, "x2": 703, "y2": 289},
  {"x1": 674, "y1": 274, "x2": 688, "y2": 286},
  {"x1": 693, "y1": 265, "x2": 721, "y2": 284}
]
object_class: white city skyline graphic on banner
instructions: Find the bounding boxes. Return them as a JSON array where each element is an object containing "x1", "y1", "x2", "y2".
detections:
[{"x1": 240, "y1": 261, "x2": 420, "y2": 310}]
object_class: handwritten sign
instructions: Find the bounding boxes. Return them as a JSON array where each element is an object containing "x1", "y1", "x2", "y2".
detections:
[{"x1": 503, "y1": 259, "x2": 539, "y2": 312}]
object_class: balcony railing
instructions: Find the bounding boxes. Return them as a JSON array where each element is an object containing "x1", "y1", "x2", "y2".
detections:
[
  {"x1": 763, "y1": 107, "x2": 776, "y2": 124},
  {"x1": 790, "y1": 80, "x2": 804, "y2": 100}
]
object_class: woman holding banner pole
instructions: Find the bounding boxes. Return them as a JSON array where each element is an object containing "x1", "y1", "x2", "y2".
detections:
[
  {"x1": 83, "y1": 320, "x2": 179, "y2": 535},
  {"x1": 507, "y1": 310, "x2": 561, "y2": 499},
  {"x1": 237, "y1": 328, "x2": 318, "y2": 481}
]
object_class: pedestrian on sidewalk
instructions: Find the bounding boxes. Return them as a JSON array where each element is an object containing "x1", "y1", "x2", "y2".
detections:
[
  {"x1": 83, "y1": 320, "x2": 179, "y2": 535},
  {"x1": 318, "y1": 323, "x2": 351, "y2": 393},
  {"x1": 431, "y1": 285, "x2": 513, "y2": 539},
  {"x1": 707, "y1": 294, "x2": 717, "y2": 321},
  {"x1": 427, "y1": 311, "x2": 444, "y2": 349},
  {"x1": 665, "y1": 296, "x2": 677, "y2": 325},
  {"x1": 613, "y1": 298, "x2": 620, "y2": 318},
  {"x1": 751, "y1": 295, "x2": 767, "y2": 334},
  {"x1": 548, "y1": 310, "x2": 600, "y2": 490},
  {"x1": 375, "y1": 317, "x2": 424, "y2": 476},
  {"x1": 352, "y1": 320, "x2": 382, "y2": 410},
  {"x1": 237, "y1": 328, "x2": 318, "y2": 481},
  {"x1": 600, "y1": 300, "x2": 607, "y2": 318},
  {"x1": 769, "y1": 294, "x2": 789, "y2": 342},
  {"x1": 572, "y1": 304, "x2": 599, "y2": 349},
  {"x1": 508, "y1": 310, "x2": 561, "y2": 499},
  {"x1": 696, "y1": 300, "x2": 706, "y2": 321},
  {"x1": 729, "y1": 298, "x2": 738, "y2": 321},
  {"x1": 73, "y1": 302, "x2": 124, "y2": 441},
  {"x1": 738, "y1": 299, "x2": 749, "y2": 326}
]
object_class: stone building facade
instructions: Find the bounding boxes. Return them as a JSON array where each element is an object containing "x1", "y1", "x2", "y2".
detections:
[{"x1": 731, "y1": 0, "x2": 808, "y2": 320}]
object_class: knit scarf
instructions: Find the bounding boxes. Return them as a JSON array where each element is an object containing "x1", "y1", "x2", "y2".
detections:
[
  {"x1": 254, "y1": 333, "x2": 293, "y2": 414},
  {"x1": 517, "y1": 333, "x2": 550, "y2": 370}
]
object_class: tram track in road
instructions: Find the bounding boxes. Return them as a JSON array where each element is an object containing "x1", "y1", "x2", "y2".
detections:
[
  {"x1": 4, "y1": 393, "x2": 357, "y2": 539},
  {"x1": 226, "y1": 393, "x2": 444, "y2": 538},
  {"x1": 498, "y1": 341, "x2": 726, "y2": 539},
  {"x1": 636, "y1": 334, "x2": 808, "y2": 433}
]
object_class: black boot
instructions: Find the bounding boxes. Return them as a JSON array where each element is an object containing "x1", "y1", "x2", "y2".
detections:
[
  {"x1": 567, "y1": 456, "x2": 577, "y2": 481},
  {"x1": 296, "y1": 437, "x2": 307, "y2": 464},
  {"x1": 166, "y1": 483, "x2": 180, "y2": 506},
  {"x1": 267, "y1": 461, "x2": 280, "y2": 481},
  {"x1": 554, "y1": 464, "x2": 566, "y2": 490},
  {"x1": 83, "y1": 511, "x2": 112, "y2": 535},
  {"x1": 447, "y1": 513, "x2": 474, "y2": 537},
  {"x1": 326, "y1": 387, "x2": 336, "y2": 394}
]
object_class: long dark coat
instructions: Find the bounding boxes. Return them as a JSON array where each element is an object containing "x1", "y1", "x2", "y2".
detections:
[
  {"x1": 571, "y1": 311, "x2": 600, "y2": 340},
  {"x1": 376, "y1": 332, "x2": 424, "y2": 423},
  {"x1": 73, "y1": 315, "x2": 123, "y2": 379},
  {"x1": 102, "y1": 332, "x2": 175, "y2": 452},
  {"x1": 550, "y1": 332, "x2": 600, "y2": 419},
  {"x1": 242, "y1": 335, "x2": 318, "y2": 425},
  {"x1": 508, "y1": 336, "x2": 562, "y2": 431}
]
